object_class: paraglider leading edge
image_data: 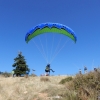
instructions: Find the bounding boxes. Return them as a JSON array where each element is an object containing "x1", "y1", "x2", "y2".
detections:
[{"x1": 25, "y1": 22, "x2": 77, "y2": 43}]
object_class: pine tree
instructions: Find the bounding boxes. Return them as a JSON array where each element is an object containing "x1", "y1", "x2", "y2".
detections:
[{"x1": 12, "y1": 52, "x2": 30, "y2": 77}]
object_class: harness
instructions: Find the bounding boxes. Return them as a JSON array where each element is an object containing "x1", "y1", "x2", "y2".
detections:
[{"x1": 46, "y1": 66, "x2": 50, "y2": 71}]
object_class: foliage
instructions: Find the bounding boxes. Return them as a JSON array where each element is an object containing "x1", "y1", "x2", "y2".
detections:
[
  {"x1": 12, "y1": 52, "x2": 30, "y2": 77},
  {"x1": 73, "y1": 70, "x2": 100, "y2": 91},
  {"x1": 59, "y1": 68, "x2": 100, "y2": 100},
  {"x1": 30, "y1": 73, "x2": 37, "y2": 77},
  {"x1": 0, "y1": 71, "x2": 11, "y2": 77},
  {"x1": 59, "y1": 76, "x2": 73, "y2": 84}
]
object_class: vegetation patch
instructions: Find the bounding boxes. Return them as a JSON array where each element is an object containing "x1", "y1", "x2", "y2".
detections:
[{"x1": 59, "y1": 76, "x2": 73, "y2": 84}]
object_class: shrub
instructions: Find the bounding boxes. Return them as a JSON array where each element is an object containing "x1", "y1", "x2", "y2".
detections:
[
  {"x1": 59, "y1": 76, "x2": 73, "y2": 84},
  {"x1": 73, "y1": 70, "x2": 100, "y2": 90},
  {"x1": 65, "y1": 69, "x2": 100, "y2": 100},
  {"x1": 30, "y1": 73, "x2": 37, "y2": 77},
  {"x1": 59, "y1": 68, "x2": 100, "y2": 100},
  {"x1": 2, "y1": 72, "x2": 11, "y2": 77}
]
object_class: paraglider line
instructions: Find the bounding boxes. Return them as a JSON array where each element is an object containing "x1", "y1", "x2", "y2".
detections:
[
  {"x1": 32, "y1": 40, "x2": 48, "y2": 63},
  {"x1": 50, "y1": 35, "x2": 63, "y2": 62},
  {"x1": 45, "y1": 34, "x2": 48, "y2": 63},
  {"x1": 38, "y1": 36, "x2": 48, "y2": 63},
  {"x1": 50, "y1": 39, "x2": 69, "y2": 63},
  {"x1": 49, "y1": 33, "x2": 55, "y2": 63}
]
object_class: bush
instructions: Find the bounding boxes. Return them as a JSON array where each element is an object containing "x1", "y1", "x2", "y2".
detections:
[
  {"x1": 59, "y1": 76, "x2": 73, "y2": 84},
  {"x1": 1, "y1": 72, "x2": 11, "y2": 77},
  {"x1": 73, "y1": 70, "x2": 100, "y2": 90},
  {"x1": 65, "y1": 69, "x2": 100, "y2": 100},
  {"x1": 30, "y1": 73, "x2": 37, "y2": 77},
  {"x1": 58, "y1": 69, "x2": 100, "y2": 100}
]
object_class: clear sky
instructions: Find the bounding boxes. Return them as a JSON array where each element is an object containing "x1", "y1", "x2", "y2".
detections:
[{"x1": 0, "y1": 0, "x2": 100, "y2": 76}]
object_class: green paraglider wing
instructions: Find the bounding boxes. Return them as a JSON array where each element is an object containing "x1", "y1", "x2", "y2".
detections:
[{"x1": 25, "y1": 23, "x2": 77, "y2": 43}]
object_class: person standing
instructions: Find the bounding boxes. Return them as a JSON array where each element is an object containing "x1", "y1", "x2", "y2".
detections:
[
  {"x1": 84, "y1": 66, "x2": 87, "y2": 74},
  {"x1": 11, "y1": 70, "x2": 15, "y2": 77},
  {"x1": 79, "y1": 69, "x2": 82, "y2": 75},
  {"x1": 94, "y1": 67, "x2": 97, "y2": 72}
]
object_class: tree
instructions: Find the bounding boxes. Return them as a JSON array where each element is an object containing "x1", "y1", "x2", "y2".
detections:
[{"x1": 12, "y1": 52, "x2": 30, "y2": 77}]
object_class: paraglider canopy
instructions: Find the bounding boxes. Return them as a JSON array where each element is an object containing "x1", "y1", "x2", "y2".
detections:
[{"x1": 25, "y1": 22, "x2": 77, "y2": 43}]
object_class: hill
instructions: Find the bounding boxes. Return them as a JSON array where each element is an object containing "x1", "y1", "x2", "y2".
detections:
[
  {"x1": 0, "y1": 70, "x2": 99, "y2": 100},
  {"x1": 0, "y1": 75, "x2": 68, "y2": 100}
]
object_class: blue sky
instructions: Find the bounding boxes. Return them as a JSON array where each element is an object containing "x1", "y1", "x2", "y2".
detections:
[{"x1": 0, "y1": 0, "x2": 100, "y2": 76}]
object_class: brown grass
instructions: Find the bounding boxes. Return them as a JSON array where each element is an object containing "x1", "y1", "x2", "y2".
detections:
[
  {"x1": 0, "y1": 75, "x2": 67, "y2": 100},
  {"x1": 40, "y1": 76, "x2": 50, "y2": 82},
  {"x1": 0, "y1": 69, "x2": 99, "y2": 100},
  {"x1": 60, "y1": 70, "x2": 100, "y2": 100}
]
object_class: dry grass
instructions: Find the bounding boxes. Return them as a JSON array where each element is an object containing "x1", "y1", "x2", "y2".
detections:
[
  {"x1": 0, "y1": 75, "x2": 67, "y2": 100},
  {"x1": 40, "y1": 76, "x2": 50, "y2": 82},
  {"x1": 59, "y1": 70, "x2": 100, "y2": 100},
  {"x1": 0, "y1": 70, "x2": 99, "y2": 100}
]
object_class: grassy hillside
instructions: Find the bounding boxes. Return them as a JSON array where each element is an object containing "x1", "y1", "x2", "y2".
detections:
[
  {"x1": 0, "y1": 75, "x2": 67, "y2": 100},
  {"x1": 0, "y1": 70, "x2": 99, "y2": 100}
]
